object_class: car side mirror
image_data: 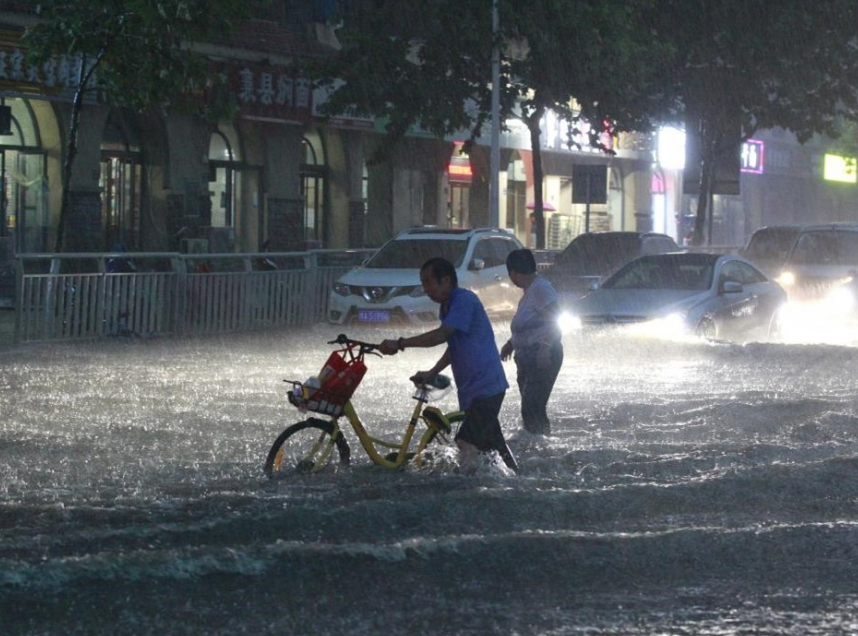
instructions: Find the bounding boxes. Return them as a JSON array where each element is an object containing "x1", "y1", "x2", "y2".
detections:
[
  {"x1": 469, "y1": 258, "x2": 486, "y2": 271},
  {"x1": 721, "y1": 280, "x2": 743, "y2": 294}
]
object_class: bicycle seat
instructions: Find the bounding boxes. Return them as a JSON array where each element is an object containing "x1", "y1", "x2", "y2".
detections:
[
  {"x1": 428, "y1": 374, "x2": 451, "y2": 390},
  {"x1": 413, "y1": 374, "x2": 453, "y2": 402}
]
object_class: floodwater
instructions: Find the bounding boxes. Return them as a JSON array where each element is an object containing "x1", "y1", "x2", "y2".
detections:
[{"x1": 3, "y1": 323, "x2": 858, "y2": 635}]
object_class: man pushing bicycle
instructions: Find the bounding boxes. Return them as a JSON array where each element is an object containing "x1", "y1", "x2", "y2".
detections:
[{"x1": 379, "y1": 257, "x2": 519, "y2": 474}]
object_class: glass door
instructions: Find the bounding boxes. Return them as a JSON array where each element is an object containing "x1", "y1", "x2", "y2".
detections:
[
  {"x1": 301, "y1": 167, "x2": 325, "y2": 249},
  {"x1": 1, "y1": 148, "x2": 47, "y2": 253},
  {"x1": 100, "y1": 151, "x2": 142, "y2": 250}
]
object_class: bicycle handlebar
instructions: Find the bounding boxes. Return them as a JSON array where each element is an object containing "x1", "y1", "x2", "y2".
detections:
[{"x1": 327, "y1": 333, "x2": 381, "y2": 354}]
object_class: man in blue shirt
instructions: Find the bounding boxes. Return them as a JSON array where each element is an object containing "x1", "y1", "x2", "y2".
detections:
[{"x1": 379, "y1": 257, "x2": 519, "y2": 473}]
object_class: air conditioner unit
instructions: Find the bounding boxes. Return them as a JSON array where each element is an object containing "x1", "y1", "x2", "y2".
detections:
[{"x1": 180, "y1": 238, "x2": 209, "y2": 254}]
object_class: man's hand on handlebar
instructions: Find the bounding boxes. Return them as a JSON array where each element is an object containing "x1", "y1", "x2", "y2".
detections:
[
  {"x1": 410, "y1": 371, "x2": 435, "y2": 388},
  {"x1": 379, "y1": 339, "x2": 400, "y2": 355}
]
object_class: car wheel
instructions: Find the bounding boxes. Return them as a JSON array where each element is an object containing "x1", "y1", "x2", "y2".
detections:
[
  {"x1": 695, "y1": 316, "x2": 717, "y2": 340},
  {"x1": 766, "y1": 308, "x2": 784, "y2": 342}
]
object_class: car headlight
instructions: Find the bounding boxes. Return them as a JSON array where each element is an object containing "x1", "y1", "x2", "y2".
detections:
[
  {"x1": 557, "y1": 311, "x2": 582, "y2": 333},
  {"x1": 653, "y1": 312, "x2": 688, "y2": 334},
  {"x1": 776, "y1": 271, "x2": 795, "y2": 287},
  {"x1": 825, "y1": 284, "x2": 856, "y2": 314},
  {"x1": 631, "y1": 312, "x2": 689, "y2": 339},
  {"x1": 333, "y1": 282, "x2": 350, "y2": 297}
]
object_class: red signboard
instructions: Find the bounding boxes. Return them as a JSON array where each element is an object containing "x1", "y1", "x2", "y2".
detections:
[{"x1": 216, "y1": 61, "x2": 314, "y2": 124}]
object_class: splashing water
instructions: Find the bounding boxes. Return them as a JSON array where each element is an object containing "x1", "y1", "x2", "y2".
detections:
[{"x1": 3, "y1": 324, "x2": 858, "y2": 634}]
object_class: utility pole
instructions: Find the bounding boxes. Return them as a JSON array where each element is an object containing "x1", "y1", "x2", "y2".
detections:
[{"x1": 489, "y1": 0, "x2": 500, "y2": 228}]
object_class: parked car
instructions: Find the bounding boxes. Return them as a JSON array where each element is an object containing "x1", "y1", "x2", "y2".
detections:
[
  {"x1": 559, "y1": 252, "x2": 787, "y2": 343},
  {"x1": 544, "y1": 231, "x2": 680, "y2": 301},
  {"x1": 328, "y1": 227, "x2": 524, "y2": 326},
  {"x1": 776, "y1": 223, "x2": 858, "y2": 300},
  {"x1": 738, "y1": 224, "x2": 803, "y2": 278}
]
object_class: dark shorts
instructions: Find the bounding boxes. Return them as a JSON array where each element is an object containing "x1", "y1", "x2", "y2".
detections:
[{"x1": 455, "y1": 391, "x2": 506, "y2": 452}]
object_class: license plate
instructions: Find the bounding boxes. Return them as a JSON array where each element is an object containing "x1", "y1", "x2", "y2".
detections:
[{"x1": 358, "y1": 309, "x2": 390, "y2": 323}]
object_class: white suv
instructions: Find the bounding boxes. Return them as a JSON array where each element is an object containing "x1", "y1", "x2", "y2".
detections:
[{"x1": 328, "y1": 227, "x2": 524, "y2": 326}]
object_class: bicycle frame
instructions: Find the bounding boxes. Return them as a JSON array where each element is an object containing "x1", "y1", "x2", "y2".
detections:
[
  {"x1": 277, "y1": 334, "x2": 462, "y2": 473},
  {"x1": 315, "y1": 388, "x2": 458, "y2": 469}
]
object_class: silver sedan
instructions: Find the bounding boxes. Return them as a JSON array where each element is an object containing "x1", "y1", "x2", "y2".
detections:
[{"x1": 559, "y1": 252, "x2": 787, "y2": 342}]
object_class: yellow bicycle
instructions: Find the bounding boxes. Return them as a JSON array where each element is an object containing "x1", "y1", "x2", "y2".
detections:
[{"x1": 264, "y1": 334, "x2": 463, "y2": 478}]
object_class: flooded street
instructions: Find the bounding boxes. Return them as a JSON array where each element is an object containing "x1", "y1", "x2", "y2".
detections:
[{"x1": 3, "y1": 324, "x2": 858, "y2": 634}]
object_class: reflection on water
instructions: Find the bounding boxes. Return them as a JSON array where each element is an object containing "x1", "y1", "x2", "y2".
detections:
[{"x1": 3, "y1": 325, "x2": 858, "y2": 634}]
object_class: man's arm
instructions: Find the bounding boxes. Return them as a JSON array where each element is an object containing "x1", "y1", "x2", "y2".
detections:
[
  {"x1": 411, "y1": 348, "x2": 451, "y2": 386},
  {"x1": 379, "y1": 324, "x2": 455, "y2": 355}
]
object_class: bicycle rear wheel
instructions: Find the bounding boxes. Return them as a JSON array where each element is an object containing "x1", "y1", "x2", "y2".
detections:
[{"x1": 264, "y1": 418, "x2": 351, "y2": 479}]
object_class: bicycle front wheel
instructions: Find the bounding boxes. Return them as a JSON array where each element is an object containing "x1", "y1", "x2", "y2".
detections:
[{"x1": 264, "y1": 418, "x2": 351, "y2": 479}]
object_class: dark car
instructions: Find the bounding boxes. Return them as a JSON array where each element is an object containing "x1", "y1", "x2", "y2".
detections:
[
  {"x1": 561, "y1": 252, "x2": 787, "y2": 343},
  {"x1": 739, "y1": 225, "x2": 803, "y2": 278},
  {"x1": 544, "y1": 231, "x2": 680, "y2": 301},
  {"x1": 776, "y1": 223, "x2": 858, "y2": 300}
]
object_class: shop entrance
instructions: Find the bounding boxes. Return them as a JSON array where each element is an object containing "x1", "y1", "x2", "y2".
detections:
[
  {"x1": 448, "y1": 183, "x2": 470, "y2": 228},
  {"x1": 100, "y1": 151, "x2": 142, "y2": 250},
  {"x1": 301, "y1": 133, "x2": 327, "y2": 249},
  {"x1": 1, "y1": 148, "x2": 47, "y2": 254}
]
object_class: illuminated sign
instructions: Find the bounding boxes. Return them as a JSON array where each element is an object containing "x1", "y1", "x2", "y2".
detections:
[
  {"x1": 824, "y1": 153, "x2": 857, "y2": 183},
  {"x1": 740, "y1": 139, "x2": 764, "y2": 174},
  {"x1": 656, "y1": 126, "x2": 685, "y2": 170},
  {"x1": 448, "y1": 164, "x2": 473, "y2": 178},
  {"x1": 448, "y1": 142, "x2": 473, "y2": 183}
]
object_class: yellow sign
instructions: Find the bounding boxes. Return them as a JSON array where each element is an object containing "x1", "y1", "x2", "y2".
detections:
[{"x1": 824, "y1": 153, "x2": 857, "y2": 183}]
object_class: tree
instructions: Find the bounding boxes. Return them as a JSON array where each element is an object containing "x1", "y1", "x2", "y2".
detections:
[
  {"x1": 651, "y1": 0, "x2": 858, "y2": 244},
  {"x1": 22, "y1": 0, "x2": 254, "y2": 252},
  {"x1": 500, "y1": 0, "x2": 670, "y2": 248},
  {"x1": 312, "y1": 0, "x2": 669, "y2": 248}
]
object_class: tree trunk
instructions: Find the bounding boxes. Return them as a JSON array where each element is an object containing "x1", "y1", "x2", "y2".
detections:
[
  {"x1": 54, "y1": 54, "x2": 97, "y2": 253},
  {"x1": 526, "y1": 105, "x2": 546, "y2": 250},
  {"x1": 692, "y1": 155, "x2": 712, "y2": 246}
]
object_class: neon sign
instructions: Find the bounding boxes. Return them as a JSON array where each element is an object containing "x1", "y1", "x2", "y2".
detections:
[
  {"x1": 824, "y1": 153, "x2": 857, "y2": 183},
  {"x1": 740, "y1": 140, "x2": 764, "y2": 174}
]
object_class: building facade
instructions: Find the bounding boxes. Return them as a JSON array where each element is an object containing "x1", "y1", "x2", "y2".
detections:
[{"x1": 2, "y1": 0, "x2": 856, "y2": 279}]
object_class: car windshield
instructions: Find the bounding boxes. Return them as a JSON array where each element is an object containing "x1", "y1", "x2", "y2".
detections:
[
  {"x1": 556, "y1": 234, "x2": 641, "y2": 275},
  {"x1": 365, "y1": 238, "x2": 469, "y2": 269},
  {"x1": 789, "y1": 230, "x2": 858, "y2": 265},
  {"x1": 745, "y1": 228, "x2": 801, "y2": 260},
  {"x1": 602, "y1": 254, "x2": 716, "y2": 291}
]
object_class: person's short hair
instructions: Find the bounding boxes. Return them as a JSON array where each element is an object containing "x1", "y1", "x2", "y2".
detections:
[
  {"x1": 506, "y1": 248, "x2": 537, "y2": 275},
  {"x1": 421, "y1": 257, "x2": 458, "y2": 287}
]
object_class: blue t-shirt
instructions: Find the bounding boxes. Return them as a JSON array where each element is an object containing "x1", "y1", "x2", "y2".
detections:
[{"x1": 441, "y1": 287, "x2": 508, "y2": 411}]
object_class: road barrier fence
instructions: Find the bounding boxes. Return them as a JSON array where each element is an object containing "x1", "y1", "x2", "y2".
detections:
[{"x1": 14, "y1": 250, "x2": 376, "y2": 343}]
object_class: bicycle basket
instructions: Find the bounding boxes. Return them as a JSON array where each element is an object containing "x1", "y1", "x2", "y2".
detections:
[{"x1": 287, "y1": 348, "x2": 367, "y2": 416}]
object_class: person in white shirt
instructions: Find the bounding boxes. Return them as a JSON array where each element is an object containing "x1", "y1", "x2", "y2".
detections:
[{"x1": 500, "y1": 249, "x2": 563, "y2": 435}]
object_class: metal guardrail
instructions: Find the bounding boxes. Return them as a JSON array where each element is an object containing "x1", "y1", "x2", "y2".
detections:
[{"x1": 15, "y1": 249, "x2": 376, "y2": 343}]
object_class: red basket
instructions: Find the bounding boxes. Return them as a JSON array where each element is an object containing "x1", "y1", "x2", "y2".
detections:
[
  {"x1": 314, "y1": 349, "x2": 367, "y2": 405},
  {"x1": 288, "y1": 348, "x2": 367, "y2": 416}
]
